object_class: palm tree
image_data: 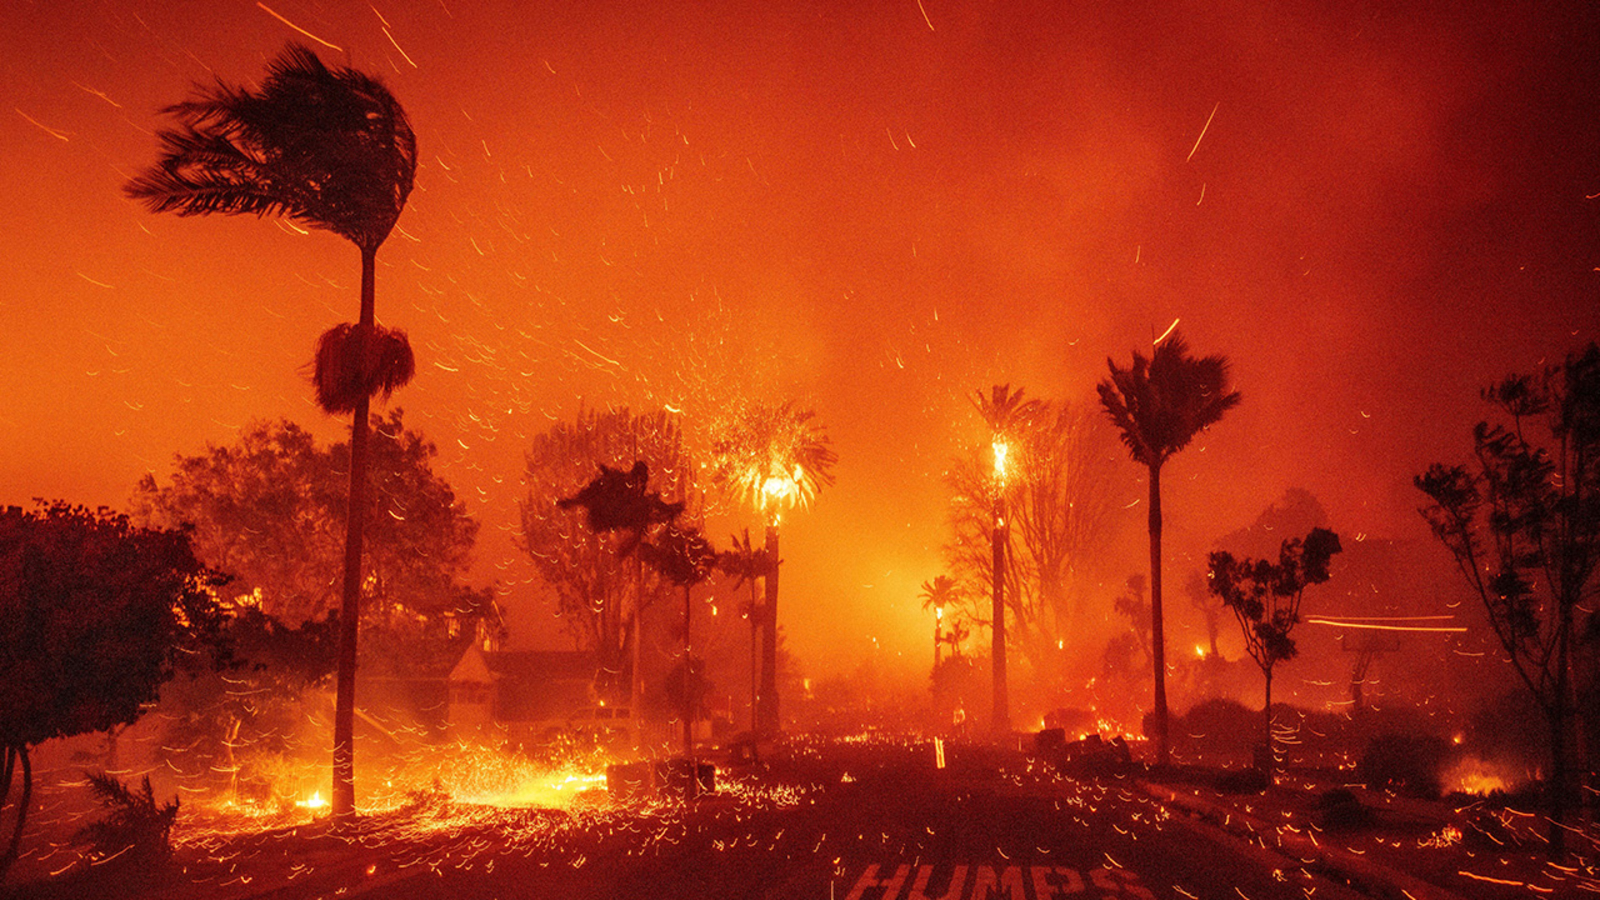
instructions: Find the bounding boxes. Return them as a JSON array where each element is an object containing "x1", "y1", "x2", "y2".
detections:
[
  {"x1": 558, "y1": 459, "x2": 685, "y2": 724},
  {"x1": 640, "y1": 522, "x2": 718, "y2": 780},
  {"x1": 718, "y1": 529, "x2": 777, "y2": 732},
  {"x1": 710, "y1": 402, "x2": 836, "y2": 733},
  {"x1": 127, "y1": 43, "x2": 417, "y2": 822},
  {"x1": 972, "y1": 385, "x2": 1044, "y2": 735},
  {"x1": 1098, "y1": 331, "x2": 1240, "y2": 766},
  {"x1": 918, "y1": 575, "x2": 961, "y2": 669}
]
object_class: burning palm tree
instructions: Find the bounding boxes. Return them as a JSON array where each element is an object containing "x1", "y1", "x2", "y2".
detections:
[
  {"x1": 972, "y1": 385, "x2": 1044, "y2": 734},
  {"x1": 127, "y1": 43, "x2": 417, "y2": 822},
  {"x1": 710, "y1": 402, "x2": 836, "y2": 734}
]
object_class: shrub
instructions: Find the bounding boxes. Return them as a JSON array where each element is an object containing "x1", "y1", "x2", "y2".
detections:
[
  {"x1": 1357, "y1": 733, "x2": 1455, "y2": 799},
  {"x1": 74, "y1": 772, "x2": 179, "y2": 871},
  {"x1": 1217, "y1": 766, "x2": 1270, "y2": 794},
  {"x1": 1314, "y1": 787, "x2": 1371, "y2": 830},
  {"x1": 1168, "y1": 698, "x2": 1259, "y2": 761}
]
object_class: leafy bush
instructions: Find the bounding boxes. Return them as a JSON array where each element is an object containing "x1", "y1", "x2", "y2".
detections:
[
  {"x1": 1314, "y1": 787, "x2": 1371, "y2": 830},
  {"x1": 1216, "y1": 766, "x2": 1271, "y2": 794},
  {"x1": 74, "y1": 772, "x2": 179, "y2": 870},
  {"x1": 1357, "y1": 733, "x2": 1455, "y2": 799},
  {"x1": 1166, "y1": 698, "x2": 1259, "y2": 760}
]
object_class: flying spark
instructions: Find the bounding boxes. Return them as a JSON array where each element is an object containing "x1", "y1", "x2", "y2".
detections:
[
  {"x1": 1186, "y1": 102, "x2": 1219, "y2": 162},
  {"x1": 256, "y1": 2, "x2": 344, "y2": 51}
]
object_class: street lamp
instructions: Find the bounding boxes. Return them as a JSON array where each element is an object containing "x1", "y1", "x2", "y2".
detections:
[{"x1": 991, "y1": 438, "x2": 1010, "y2": 736}]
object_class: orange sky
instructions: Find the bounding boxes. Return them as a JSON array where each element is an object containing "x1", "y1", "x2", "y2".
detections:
[{"x1": 2, "y1": 0, "x2": 1596, "y2": 677}]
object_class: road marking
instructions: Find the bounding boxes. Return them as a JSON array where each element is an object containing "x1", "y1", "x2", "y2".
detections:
[{"x1": 842, "y1": 863, "x2": 1155, "y2": 900}]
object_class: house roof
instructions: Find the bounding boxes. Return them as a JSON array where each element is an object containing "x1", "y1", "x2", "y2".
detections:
[{"x1": 449, "y1": 647, "x2": 610, "y2": 724}]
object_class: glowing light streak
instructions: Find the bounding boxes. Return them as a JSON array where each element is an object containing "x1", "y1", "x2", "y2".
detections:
[
  {"x1": 382, "y1": 27, "x2": 418, "y2": 67},
  {"x1": 256, "y1": 3, "x2": 344, "y2": 51},
  {"x1": 571, "y1": 339, "x2": 620, "y2": 367},
  {"x1": 70, "y1": 81, "x2": 122, "y2": 108},
  {"x1": 1306, "y1": 616, "x2": 1466, "y2": 633},
  {"x1": 14, "y1": 107, "x2": 69, "y2": 141},
  {"x1": 1154, "y1": 318, "x2": 1180, "y2": 345},
  {"x1": 1187, "y1": 102, "x2": 1219, "y2": 162},
  {"x1": 1457, "y1": 871, "x2": 1525, "y2": 887}
]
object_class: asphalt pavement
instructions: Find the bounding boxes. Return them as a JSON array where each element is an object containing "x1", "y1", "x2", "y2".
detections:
[{"x1": 327, "y1": 737, "x2": 1381, "y2": 900}]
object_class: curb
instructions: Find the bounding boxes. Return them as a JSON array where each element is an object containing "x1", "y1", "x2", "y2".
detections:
[{"x1": 1136, "y1": 780, "x2": 1473, "y2": 900}]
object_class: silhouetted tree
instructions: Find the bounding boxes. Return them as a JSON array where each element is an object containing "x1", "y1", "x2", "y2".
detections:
[
  {"x1": 1099, "y1": 330, "x2": 1241, "y2": 765},
  {"x1": 558, "y1": 461, "x2": 685, "y2": 552},
  {"x1": 718, "y1": 529, "x2": 777, "y2": 729},
  {"x1": 710, "y1": 401, "x2": 836, "y2": 733},
  {"x1": 1208, "y1": 527, "x2": 1342, "y2": 773},
  {"x1": 0, "y1": 503, "x2": 224, "y2": 882},
  {"x1": 972, "y1": 385, "x2": 1043, "y2": 733},
  {"x1": 918, "y1": 575, "x2": 962, "y2": 669},
  {"x1": 1416, "y1": 342, "x2": 1600, "y2": 857},
  {"x1": 128, "y1": 43, "x2": 418, "y2": 823},
  {"x1": 155, "y1": 607, "x2": 337, "y2": 799},
  {"x1": 132, "y1": 413, "x2": 496, "y2": 676},
  {"x1": 1113, "y1": 574, "x2": 1153, "y2": 670},
  {"x1": 640, "y1": 523, "x2": 718, "y2": 762},
  {"x1": 524, "y1": 407, "x2": 698, "y2": 711},
  {"x1": 945, "y1": 395, "x2": 1126, "y2": 715}
]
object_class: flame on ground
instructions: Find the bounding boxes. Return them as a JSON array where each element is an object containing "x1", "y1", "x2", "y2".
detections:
[{"x1": 1447, "y1": 756, "x2": 1512, "y2": 796}]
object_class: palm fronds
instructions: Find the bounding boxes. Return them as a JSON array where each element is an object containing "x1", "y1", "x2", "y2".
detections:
[
  {"x1": 74, "y1": 772, "x2": 179, "y2": 870},
  {"x1": 312, "y1": 322, "x2": 415, "y2": 415},
  {"x1": 125, "y1": 43, "x2": 416, "y2": 251},
  {"x1": 1098, "y1": 331, "x2": 1242, "y2": 468}
]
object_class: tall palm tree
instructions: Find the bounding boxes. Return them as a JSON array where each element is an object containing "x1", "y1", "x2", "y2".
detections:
[
  {"x1": 718, "y1": 529, "x2": 777, "y2": 732},
  {"x1": 917, "y1": 575, "x2": 961, "y2": 669},
  {"x1": 972, "y1": 385, "x2": 1043, "y2": 735},
  {"x1": 640, "y1": 522, "x2": 717, "y2": 780},
  {"x1": 710, "y1": 402, "x2": 836, "y2": 734},
  {"x1": 127, "y1": 43, "x2": 417, "y2": 822},
  {"x1": 1098, "y1": 331, "x2": 1240, "y2": 766}
]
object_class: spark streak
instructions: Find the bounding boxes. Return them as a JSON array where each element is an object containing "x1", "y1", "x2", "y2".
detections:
[
  {"x1": 256, "y1": 3, "x2": 344, "y2": 51},
  {"x1": 1187, "y1": 102, "x2": 1219, "y2": 162},
  {"x1": 382, "y1": 27, "x2": 418, "y2": 67},
  {"x1": 14, "y1": 108, "x2": 69, "y2": 141},
  {"x1": 1306, "y1": 616, "x2": 1466, "y2": 633}
]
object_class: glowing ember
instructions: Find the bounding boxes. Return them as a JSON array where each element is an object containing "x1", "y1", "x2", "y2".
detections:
[
  {"x1": 1419, "y1": 824, "x2": 1463, "y2": 848},
  {"x1": 473, "y1": 771, "x2": 610, "y2": 809},
  {"x1": 294, "y1": 791, "x2": 328, "y2": 810},
  {"x1": 1448, "y1": 757, "x2": 1511, "y2": 796}
]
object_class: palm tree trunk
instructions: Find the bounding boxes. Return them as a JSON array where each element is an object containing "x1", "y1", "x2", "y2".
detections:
[
  {"x1": 0, "y1": 745, "x2": 32, "y2": 881},
  {"x1": 750, "y1": 577, "x2": 760, "y2": 733},
  {"x1": 632, "y1": 550, "x2": 644, "y2": 748},
  {"x1": 1549, "y1": 598, "x2": 1574, "y2": 859},
  {"x1": 1148, "y1": 462, "x2": 1169, "y2": 767},
  {"x1": 1261, "y1": 668, "x2": 1274, "y2": 776},
  {"x1": 683, "y1": 584, "x2": 695, "y2": 789},
  {"x1": 759, "y1": 524, "x2": 780, "y2": 734},
  {"x1": 992, "y1": 494, "x2": 1010, "y2": 735},
  {"x1": 332, "y1": 246, "x2": 377, "y2": 824}
]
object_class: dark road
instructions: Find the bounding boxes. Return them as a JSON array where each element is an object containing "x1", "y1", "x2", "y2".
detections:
[{"x1": 339, "y1": 738, "x2": 1368, "y2": 900}]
